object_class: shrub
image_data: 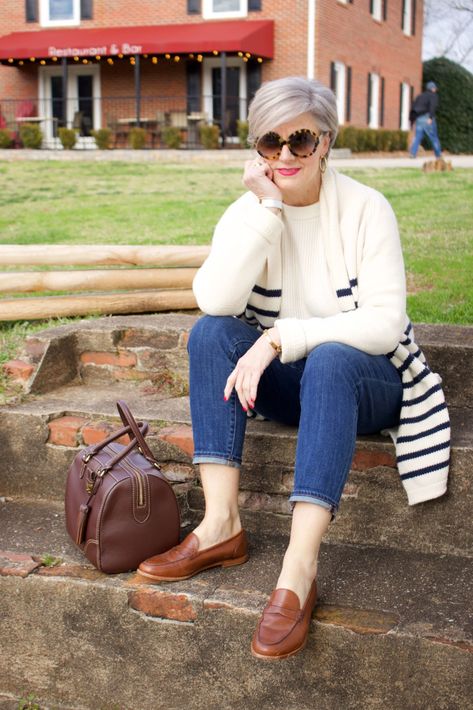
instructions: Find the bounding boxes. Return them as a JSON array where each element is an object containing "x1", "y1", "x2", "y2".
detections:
[
  {"x1": 199, "y1": 123, "x2": 220, "y2": 149},
  {"x1": 18, "y1": 123, "x2": 43, "y2": 149},
  {"x1": 334, "y1": 126, "x2": 408, "y2": 152},
  {"x1": 129, "y1": 127, "x2": 146, "y2": 149},
  {"x1": 162, "y1": 125, "x2": 182, "y2": 149},
  {"x1": 423, "y1": 57, "x2": 473, "y2": 154},
  {"x1": 237, "y1": 119, "x2": 249, "y2": 148},
  {"x1": 58, "y1": 127, "x2": 77, "y2": 150},
  {"x1": 91, "y1": 127, "x2": 112, "y2": 149},
  {"x1": 0, "y1": 129, "x2": 13, "y2": 148}
]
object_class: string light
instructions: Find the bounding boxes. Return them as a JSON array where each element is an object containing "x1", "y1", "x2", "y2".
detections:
[
  {"x1": 7, "y1": 58, "x2": 13, "y2": 63},
  {"x1": 107, "y1": 57, "x2": 114, "y2": 65},
  {"x1": 243, "y1": 57, "x2": 248, "y2": 62},
  {"x1": 245, "y1": 52, "x2": 251, "y2": 58},
  {"x1": 238, "y1": 52, "x2": 243, "y2": 57},
  {"x1": 19, "y1": 60, "x2": 24, "y2": 65},
  {"x1": 82, "y1": 58, "x2": 88, "y2": 63},
  {"x1": 30, "y1": 57, "x2": 36, "y2": 62},
  {"x1": 189, "y1": 53, "x2": 195, "y2": 58},
  {"x1": 152, "y1": 56, "x2": 158, "y2": 64},
  {"x1": 257, "y1": 57, "x2": 263, "y2": 63},
  {"x1": 95, "y1": 55, "x2": 101, "y2": 60},
  {"x1": 174, "y1": 55, "x2": 180, "y2": 62},
  {"x1": 74, "y1": 56, "x2": 79, "y2": 61},
  {"x1": 40, "y1": 60, "x2": 46, "y2": 65},
  {"x1": 165, "y1": 53, "x2": 171, "y2": 59},
  {"x1": 52, "y1": 56, "x2": 58, "y2": 61},
  {"x1": 118, "y1": 53, "x2": 123, "y2": 58},
  {"x1": 212, "y1": 50, "x2": 219, "y2": 55},
  {"x1": 197, "y1": 54, "x2": 203, "y2": 62}
]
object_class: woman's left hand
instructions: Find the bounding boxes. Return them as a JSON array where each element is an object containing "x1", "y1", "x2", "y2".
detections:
[{"x1": 224, "y1": 331, "x2": 280, "y2": 411}]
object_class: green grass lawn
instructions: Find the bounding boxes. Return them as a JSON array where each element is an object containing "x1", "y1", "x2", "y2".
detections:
[{"x1": 0, "y1": 160, "x2": 472, "y2": 325}]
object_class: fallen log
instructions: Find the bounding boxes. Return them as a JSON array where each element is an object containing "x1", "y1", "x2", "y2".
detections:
[
  {"x1": 0, "y1": 268, "x2": 197, "y2": 293},
  {"x1": 0, "y1": 245, "x2": 210, "y2": 267},
  {"x1": 0, "y1": 289, "x2": 198, "y2": 320}
]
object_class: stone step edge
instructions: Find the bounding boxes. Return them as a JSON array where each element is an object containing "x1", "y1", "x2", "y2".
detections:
[
  {"x1": 1, "y1": 548, "x2": 471, "y2": 654},
  {"x1": 3, "y1": 315, "x2": 473, "y2": 398}
]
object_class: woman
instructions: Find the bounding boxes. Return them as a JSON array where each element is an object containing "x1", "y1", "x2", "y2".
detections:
[{"x1": 139, "y1": 77, "x2": 450, "y2": 660}]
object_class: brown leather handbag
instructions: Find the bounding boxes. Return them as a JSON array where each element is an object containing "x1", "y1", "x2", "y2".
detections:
[{"x1": 65, "y1": 400, "x2": 180, "y2": 573}]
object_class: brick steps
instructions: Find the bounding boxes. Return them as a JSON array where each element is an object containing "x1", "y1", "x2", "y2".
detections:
[
  {"x1": 1, "y1": 315, "x2": 472, "y2": 708},
  {"x1": 5, "y1": 315, "x2": 473, "y2": 408},
  {"x1": 0, "y1": 384, "x2": 472, "y2": 558},
  {"x1": 0, "y1": 497, "x2": 472, "y2": 710}
]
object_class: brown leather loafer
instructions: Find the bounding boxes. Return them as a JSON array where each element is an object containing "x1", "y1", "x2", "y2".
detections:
[
  {"x1": 251, "y1": 580, "x2": 317, "y2": 660},
  {"x1": 137, "y1": 529, "x2": 249, "y2": 581}
]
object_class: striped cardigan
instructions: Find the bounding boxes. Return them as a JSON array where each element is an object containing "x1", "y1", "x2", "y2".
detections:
[{"x1": 239, "y1": 169, "x2": 450, "y2": 506}]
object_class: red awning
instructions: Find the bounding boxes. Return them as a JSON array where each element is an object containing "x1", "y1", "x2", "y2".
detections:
[{"x1": 0, "y1": 20, "x2": 273, "y2": 61}]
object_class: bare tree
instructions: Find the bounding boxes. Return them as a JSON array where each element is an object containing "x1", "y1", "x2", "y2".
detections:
[{"x1": 424, "y1": 0, "x2": 473, "y2": 70}]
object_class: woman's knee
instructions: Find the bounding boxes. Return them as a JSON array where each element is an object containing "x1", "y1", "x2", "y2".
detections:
[
  {"x1": 300, "y1": 343, "x2": 367, "y2": 399},
  {"x1": 187, "y1": 315, "x2": 238, "y2": 356}
]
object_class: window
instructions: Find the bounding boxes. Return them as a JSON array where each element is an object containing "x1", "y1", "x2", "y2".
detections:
[
  {"x1": 39, "y1": 0, "x2": 80, "y2": 26},
  {"x1": 402, "y1": 0, "x2": 416, "y2": 36},
  {"x1": 370, "y1": 0, "x2": 382, "y2": 21},
  {"x1": 399, "y1": 82, "x2": 410, "y2": 130},
  {"x1": 330, "y1": 61, "x2": 347, "y2": 125},
  {"x1": 367, "y1": 72, "x2": 380, "y2": 128},
  {"x1": 202, "y1": 0, "x2": 248, "y2": 19}
]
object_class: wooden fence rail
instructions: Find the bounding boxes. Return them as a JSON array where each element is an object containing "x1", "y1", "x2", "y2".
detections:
[{"x1": 0, "y1": 245, "x2": 210, "y2": 321}]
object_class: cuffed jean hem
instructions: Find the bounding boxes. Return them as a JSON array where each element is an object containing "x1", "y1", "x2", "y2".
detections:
[
  {"x1": 192, "y1": 455, "x2": 241, "y2": 468},
  {"x1": 289, "y1": 493, "x2": 338, "y2": 521}
]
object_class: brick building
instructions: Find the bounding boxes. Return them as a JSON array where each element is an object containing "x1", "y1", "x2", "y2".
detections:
[{"x1": 0, "y1": 0, "x2": 422, "y2": 146}]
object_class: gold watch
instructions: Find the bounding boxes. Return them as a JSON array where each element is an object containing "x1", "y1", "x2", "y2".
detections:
[{"x1": 263, "y1": 329, "x2": 282, "y2": 354}]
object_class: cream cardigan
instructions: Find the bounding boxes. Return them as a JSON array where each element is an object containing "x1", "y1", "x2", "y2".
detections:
[{"x1": 193, "y1": 167, "x2": 450, "y2": 506}]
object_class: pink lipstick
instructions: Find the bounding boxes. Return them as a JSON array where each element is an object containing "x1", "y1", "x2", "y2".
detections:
[{"x1": 276, "y1": 168, "x2": 300, "y2": 176}]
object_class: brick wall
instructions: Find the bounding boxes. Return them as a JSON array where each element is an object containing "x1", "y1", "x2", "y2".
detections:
[
  {"x1": 0, "y1": 0, "x2": 423, "y2": 130},
  {"x1": 316, "y1": 0, "x2": 423, "y2": 128}
]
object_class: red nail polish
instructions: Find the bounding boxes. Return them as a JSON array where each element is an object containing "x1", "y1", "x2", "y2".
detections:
[
  {"x1": 242, "y1": 406, "x2": 247, "y2": 412},
  {"x1": 224, "y1": 395, "x2": 228, "y2": 401}
]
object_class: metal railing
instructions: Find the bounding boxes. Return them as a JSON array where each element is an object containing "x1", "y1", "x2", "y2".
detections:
[{"x1": 0, "y1": 95, "x2": 249, "y2": 149}]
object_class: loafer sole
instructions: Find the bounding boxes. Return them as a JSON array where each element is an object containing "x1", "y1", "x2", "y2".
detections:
[
  {"x1": 138, "y1": 553, "x2": 249, "y2": 582},
  {"x1": 250, "y1": 637, "x2": 308, "y2": 661}
]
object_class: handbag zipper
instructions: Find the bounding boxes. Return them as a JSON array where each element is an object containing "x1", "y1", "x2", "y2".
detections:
[{"x1": 103, "y1": 444, "x2": 146, "y2": 508}]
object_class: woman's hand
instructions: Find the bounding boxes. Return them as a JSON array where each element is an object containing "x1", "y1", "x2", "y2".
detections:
[
  {"x1": 243, "y1": 159, "x2": 282, "y2": 202},
  {"x1": 224, "y1": 329, "x2": 281, "y2": 411}
]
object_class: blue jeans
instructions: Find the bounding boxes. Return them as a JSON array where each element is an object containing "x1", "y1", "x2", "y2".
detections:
[
  {"x1": 188, "y1": 316, "x2": 402, "y2": 516},
  {"x1": 410, "y1": 115, "x2": 442, "y2": 158}
]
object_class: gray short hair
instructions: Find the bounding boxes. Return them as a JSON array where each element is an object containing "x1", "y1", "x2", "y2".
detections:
[{"x1": 247, "y1": 76, "x2": 339, "y2": 152}]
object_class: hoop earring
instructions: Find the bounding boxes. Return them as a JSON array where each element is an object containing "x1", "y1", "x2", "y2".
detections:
[{"x1": 320, "y1": 155, "x2": 328, "y2": 173}]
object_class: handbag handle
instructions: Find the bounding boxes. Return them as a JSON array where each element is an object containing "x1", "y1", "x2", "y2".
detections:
[
  {"x1": 116, "y1": 400, "x2": 157, "y2": 464},
  {"x1": 85, "y1": 420, "x2": 149, "y2": 459}
]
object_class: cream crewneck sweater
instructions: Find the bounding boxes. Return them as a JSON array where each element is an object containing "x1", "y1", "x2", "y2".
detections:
[
  {"x1": 278, "y1": 202, "x2": 340, "y2": 322},
  {"x1": 194, "y1": 171, "x2": 406, "y2": 363}
]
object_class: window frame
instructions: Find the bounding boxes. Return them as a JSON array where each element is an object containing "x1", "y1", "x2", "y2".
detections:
[
  {"x1": 39, "y1": 0, "x2": 81, "y2": 27},
  {"x1": 402, "y1": 0, "x2": 413, "y2": 36},
  {"x1": 371, "y1": 0, "x2": 383, "y2": 22},
  {"x1": 368, "y1": 72, "x2": 380, "y2": 129},
  {"x1": 332, "y1": 61, "x2": 347, "y2": 125},
  {"x1": 400, "y1": 81, "x2": 411, "y2": 130},
  {"x1": 202, "y1": 0, "x2": 248, "y2": 20}
]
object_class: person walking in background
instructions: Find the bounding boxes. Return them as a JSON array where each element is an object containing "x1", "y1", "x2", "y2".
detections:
[{"x1": 409, "y1": 81, "x2": 442, "y2": 158}]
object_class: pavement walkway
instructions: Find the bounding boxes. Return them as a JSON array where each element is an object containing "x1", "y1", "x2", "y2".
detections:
[{"x1": 1, "y1": 148, "x2": 473, "y2": 169}]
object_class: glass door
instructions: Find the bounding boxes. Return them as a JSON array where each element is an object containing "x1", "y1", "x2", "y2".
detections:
[{"x1": 212, "y1": 66, "x2": 240, "y2": 137}]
